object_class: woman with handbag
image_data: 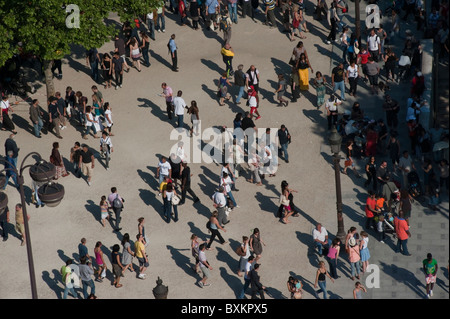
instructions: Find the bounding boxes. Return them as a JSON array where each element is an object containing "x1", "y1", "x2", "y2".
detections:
[
  {"x1": 249, "y1": 228, "x2": 265, "y2": 263},
  {"x1": 50, "y1": 142, "x2": 69, "y2": 179},
  {"x1": 163, "y1": 182, "x2": 179, "y2": 223},
  {"x1": 237, "y1": 236, "x2": 251, "y2": 277}
]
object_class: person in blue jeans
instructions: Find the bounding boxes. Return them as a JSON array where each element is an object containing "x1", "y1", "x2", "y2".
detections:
[
  {"x1": 228, "y1": 0, "x2": 238, "y2": 23},
  {"x1": 234, "y1": 64, "x2": 246, "y2": 104},
  {"x1": 163, "y1": 183, "x2": 179, "y2": 223},
  {"x1": 238, "y1": 256, "x2": 255, "y2": 299},
  {"x1": 86, "y1": 48, "x2": 100, "y2": 83},
  {"x1": 79, "y1": 256, "x2": 96, "y2": 299},
  {"x1": 314, "y1": 261, "x2": 334, "y2": 299},
  {"x1": 277, "y1": 124, "x2": 291, "y2": 163},
  {"x1": 312, "y1": 223, "x2": 332, "y2": 256},
  {"x1": 331, "y1": 62, "x2": 347, "y2": 101}
]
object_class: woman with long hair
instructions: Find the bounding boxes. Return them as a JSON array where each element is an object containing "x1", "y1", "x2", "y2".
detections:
[
  {"x1": 99, "y1": 195, "x2": 109, "y2": 227},
  {"x1": 249, "y1": 228, "x2": 265, "y2": 263},
  {"x1": 188, "y1": 100, "x2": 200, "y2": 137},
  {"x1": 121, "y1": 233, "x2": 135, "y2": 273},
  {"x1": 129, "y1": 37, "x2": 142, "y2": 72},
  {"x1": 297, "y1": 53, "x2": 313, "y2": 91},
  {"x1": 94, "y1": 241, "x2": 107, "y2": 282},
  {"x1": 313, "y1": 71, "x2": 327, "y2": 108}
]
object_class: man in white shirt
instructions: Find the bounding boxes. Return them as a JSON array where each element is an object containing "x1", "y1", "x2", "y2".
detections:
[
  {"x1": 212, "y1": 187, "x2": 229, "y2": 225},
  {"x1": 146, "y1": 11, "x2": 155, "y2": 40},
  {"x1": 220, "y1": 172, "x2": 238, "y2": 208},
  {"x1": 367, "y1": 28, "x2": 381, "y2": 62},
  {"x1": 245, "y1": 65, "x2": 260, "y2": 92},
  {"x1": 198, "y1": 243, "x2": 212, "y2": 288},
  {"x1": 173, "y1": 90, "x2": 187, "y2": 129},
  {"x1": 238, "y1": 255, "x2": 255, "y2": 299},
  {"x1": 312, "y1": 223, "x2": 331, "y2": 256},
  {"x1": 156, "y1": 156, "x2": 172, "y2": 185}
]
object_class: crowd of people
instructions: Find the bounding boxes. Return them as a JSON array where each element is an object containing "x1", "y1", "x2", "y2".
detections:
[{"x1": 0, "y1": 0, "x2": 449, "y2": 300}]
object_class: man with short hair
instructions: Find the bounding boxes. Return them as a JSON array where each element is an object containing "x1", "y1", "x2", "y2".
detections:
[
  {"x1": 250, "y1": 263, "x2": 265, "y2": 299},
  {"x1": 180, "y1": 162, "x2": 200, "y2": 205},
  {"x1": 238, "y1": 255, "x2": 255, "y2": 299},
  {"x1": 4, "y1": 134, "x2": 19, "y2": 167},
  {"x1": 86, "y1": 48, "x2": 100, "y2": 82},
  {"x1": 331, "y1": 62, "x2": 346, "y2": 101},
  {"x1": 277, "y1": 124, "x2": 291, "y2": 163},
  {"x1": 205, "y1": 0, "x2": 220, "y2": 30},
  {"x1": 234, "y1": 64, "x2": 246, "y2": 104},
  {"x1": 79, "y1": 256, "x2": 96, "y2": 299},
  {"x1": 161, "y1": 82, "x2": 174, "y2": 120},
  {"x1": 168, "y1": 34, "x2": 178, "y2": 72},
  {"x1": 312, "y1": 223, "x2": 332, "y2": 256},
  {"x1": 212, "y1": 186, "x2": 229, "y2": 226},
  {"x1": 365, "y1": 190, "x2": 379, "y2": 230},
  {"x1": 112, "y1": 52, "x2": 125, "y2": 90},
  {"x1": 79, "y1": 144, "x2": 95, "y2": 186},
  {"x1": 0, "y1": 206, "x2": 10, "y2": 242},
  {"x1": 376, "y1": 160, "x2": 389, "y2": 191},
  {"x1": 156, "y1": 156, "x2": 172, "y2": 187},
  {"x1": 108, "y1": 187, "x2": 124, "y2": 232},
  {"x1": 367, "y1": 28, "x2": 381, "y2": 62},
  {"x1": 398, "y1": 150, "x2": 416, "y2": 188},
  {"x1": 245, "y1": 65, "x2": 260, "y2": 92},
  {"x1": 29, "y1": 99, "x2": 44, "y2": 138},
  {"x1": 263, "y1": 0, "x2": 277, "y2": 28},
  {"x1": 382, "y1": 94, "x2": 399, "y2": 130},
  {"x1": 423, "y1": 253, "x2": 438, "y2": 298},
  {"x1": 198, "y1": 243, "x2": 212, "y2": 288},
  {"x1": 48, "y1": 96, "x2": 63, "y2": 139},
  {"x1": 78, "y1": 238, "x2": 92, "y2": 262},
  {"x1": 113, "y1": 35, "x2": 130, "y2": 71},
  {"x1": 54, "y1": 92, "x2": 67, "y2": 130},
  {"x1": 173, "y1": 90, "x2": 187, "y2": 128}
]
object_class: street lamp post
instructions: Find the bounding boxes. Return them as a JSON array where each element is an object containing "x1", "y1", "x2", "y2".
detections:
[
  {"x1": 355, "y1": 0, "x2": 361, "y2": 43},
  {"x1": 0, "y1": 152, "x2": 65, "y2": 299},
  {"x1": 328, "y1": 128, "x2": 346, "y2": 243}
]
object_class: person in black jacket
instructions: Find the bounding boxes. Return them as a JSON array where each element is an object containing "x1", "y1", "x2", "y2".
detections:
[
  {"x1": 277, "y1": 124, "x2": 291, "y2": 163},
  {"x1": 250, "y1": 263, "x2": 265, "y2": 299},
  {"x1": 180, "y1": 162, "x2": 200, "y2": 205}
]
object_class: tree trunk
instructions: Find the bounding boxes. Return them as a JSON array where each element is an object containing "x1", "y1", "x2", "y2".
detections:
[{"x1": 43, "y1": 60, "x2": 55, "y2": 99}]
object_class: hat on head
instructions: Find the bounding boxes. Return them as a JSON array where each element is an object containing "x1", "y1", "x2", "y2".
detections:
[{"x1": 348, "y1": 237, "x2": 356, "y2": 247}]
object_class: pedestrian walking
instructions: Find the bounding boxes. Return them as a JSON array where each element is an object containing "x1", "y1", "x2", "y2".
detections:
[
  {"x1": 274, "y1": 74, "x2": 289, "y2": 107},
  {"x1": 137, "y1": 217, "x2": 149, "y2": 246},
  {"x1": 206, "y1": 211, "x2": 227, "y2": 249},
  {"x1": 367, "y1": 28, "x2": 381, "y2": 62},
  {"x1": 0, "y1": 206, "x2": 10, "y2": 242},
  {"x1": 423, "y1": 253, "x2": 438, "y2": 298},
  {"x1": 180, "y1": 162, "x2": 200, "y2": 205},
  {"x1": 245, "y1": 65, "x2": 260, "y2": 92},
  {"x1": 83, "y1": 106, "x2": 99, "y2": 139},
  {"x1": 237, "y1": 236, "x2": 251, "y2": 277},
  {"x1": 297, "y1": 53, "x2": 313, "y2": 91},
  {"x1": 3, "y1": 151, "x2": 18, "y2": 190},
  {"x1": 364, "y1": 156, "x2": 378, "y2": 191},
  {"x1": 331, "y1": 62, "x2": 346, "y2": 101},
  {"x1": 54, "y1": 91, "x2": 67, "y2": 130},
  {"x1": 168, "y1": 34, "x2": 178, "y2": 72},
  {"x1": 347, "y1": 59, "x2": 359, "y2": 97},
  {"x1": 121, "y1": 233, "x2": 135, "y2": 274},
  {"x1": 347, "y1": 237, "x2": 361, "y2": 280},
  {"x1": 198, "y1": 243, "x2": 212, "y2": 288},
  {"x1": 365, "y1": 190, "x2": 380, "y2": 230},
  {"x1": 250, "y1": 263, "x2": 266, "y2": 299},
  {"x1": 263, "y1": 0, "x2": 277, "y2": 28},
  {"x1": 313, "y1": 71, "x2": 327, "y2": 108},
  {"x1": 111, "y1": 244, "x2": 124, "y2": 288},
  {"x1": 61, "y1": 259, "x2": 79, "y2": 299},
  {"x1": 359, "y1": 231, "x2": 371, "y2": 273},
  {"x1": 70, "y1": 142, "x2": 82, "y2": 178},
  {"x1": 14, "y1": 204, "x2": 29, "y2": 246},
  {"x1": 79, "y1": 144, "x2": 95, "y2": 186},
  {"x1": 353, "y1": 282, "x2": 367, "y2": 299},
  {"x1": 101, "y1": 52, "x2": 113, "y2": 89},
  {"x1": 173, "y1": 90, "x2": 188, "y2": 128},
  {"x1": 325, "y1": 94, "x2": 342, "y2": 130},
  {"x1": 326, "y1": 1, "x2": 340, "y2": 44},
  {"x1": 100, "y1": 131, "x2": 113, "y2": 170},
  {"x1": 187, "y1": 101, "x2": 200, "y2": 137},
  {"x1": 249, "y1": 228, "x2": 265, "y2": 263},
  {"x1": 99, "y1": 196, "x2": 110, "y2": 228},
  {"x1": 48, "y1": 96, "x2": 63, "y2": 139},
  {"x1": 135, "y1": 234, "x2": 149, "y2": 279},
  {"x1": 111, "y1": 52, "x2": 125, "y2": 90},
  {"x1": 326, "y1": 238, "x2": 341, "y2": 279},
  {"x1": 287, "y1": 275, "x2": 303, "y2": 299},
  {"x1": 129, "y1": 37, "x2": 142, "y2": 72},
  {"x1": 219, "y1": 10, "x2": 232, "y2": 45},
  {"x1": 234, "y1": 64, "x2": 246, "y2": 105},
  {"x1": 139, "y1": 31, "x2": 150, "y2": 67},
  {"x1": 218, "y1": 73, "x2": 232, "y2": 106},
  {"x1": 65, "y1": 86, "x2": 76, "y2": 119},
  {"x1": 238, "y1": 255, "x2": 255, "y2": 299},
  {"x1": 86, "y1": 48, "x2": 100, "y2": 82},
  {"x1": 79, "y1": 256, "x2": 96, "y2": 299},
  {"x1": 103, "y1": 102, "x2": 114, "y2": 136},
  {"x1": 50, "y1": 142, "x2": 69, "y2": 179},
  {"x1": 343, "y1": 140, "x2": 361, "y2": 177},
  {"x1": 29, "y1": 99, "x2": 44, "y2": 138},
  {"x1": 108, "y1": 187, "x2": 124, "y2": 232},
  {"x1": 94, "y1": 241, "x2": 107, "y2": 282},
  {"x1": 156, "y1": 156, "x2": 172, "y2": 187},
  {"x1": 190, "y1": 234, "x2": 202, "y2": 273},
  {"x1": 366, "y1": 57, "x2": 380, "y2": 95},
  {"x1": 163, "y1": 182, "x2": 180, "y2": 223},
  {"x1": 221, "y1": 43, "x2": 235, "y2": 78},
  {"x1": 314, "y1": 261, "x2": 334, "y2": 299}
]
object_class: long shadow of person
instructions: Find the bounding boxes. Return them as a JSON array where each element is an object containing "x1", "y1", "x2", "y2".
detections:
[
  {"x1": 150, "y1": 49, "x2": 174, "y2": 70},
  {"x1": 42, "y1": 270, "x2": 64, "y2": 299},
  {"x1": 84, "y1": 199, "x2": 101, "y2": 225},
  {"x1": 289, "y1": 271, "x2": 316, "y2": 299},
  {"x1": 219, "y1": 266, "x2": 243, "y2": 299},
  {"x1": 187, "y1": 221, "x2": 209, "y2": 242},
  {"x1": 136, "y1": 97, "x2": 177, "y2": 128},
  {"x1": 166, "y1": 244, "x2": 198, "y2": 278},
  {"x1": 216, "y1": 246, "x2": 237, "y2": 273},
  {"x1": 379, "y1": 261, "x2": 427, "y2": 298}
]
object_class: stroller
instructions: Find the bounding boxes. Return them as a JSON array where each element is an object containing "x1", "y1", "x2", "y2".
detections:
[
  {"x1": 407, "y1": 171, "x2": 423, "y2": 200},
  {"x1": 375, "y1": 211, "x2": 397, "y2": 240}
]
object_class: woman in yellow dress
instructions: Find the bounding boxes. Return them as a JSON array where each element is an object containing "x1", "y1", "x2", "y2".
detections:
[{"x1": 297, "y1": 53, "x2": 313, "y2": 91}]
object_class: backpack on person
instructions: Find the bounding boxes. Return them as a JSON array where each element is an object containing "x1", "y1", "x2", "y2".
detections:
[
  {"x1": 219, "y1": 16, "x2": 231, "y2": 32},
  {"x1": 113, "y1": 194, "x2": 123, "y2": 209}
]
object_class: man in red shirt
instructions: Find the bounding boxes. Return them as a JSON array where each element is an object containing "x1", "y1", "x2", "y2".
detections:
[
  {"x1": 394, "y1": 211, "x2": 411, "y2": 256},
  {"x1": 357, "y1": 46, "x2": 371, "y2": 82},
  {"x1": 365, "y1": 190, "x2": 379, "y2": 230}
]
